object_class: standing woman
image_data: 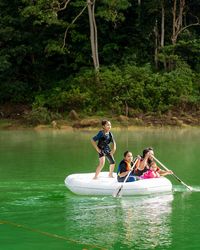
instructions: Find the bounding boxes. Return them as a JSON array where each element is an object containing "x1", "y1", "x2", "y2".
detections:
[{"x1": 91, "y1": 120, "x2": 116, "y2": 179}]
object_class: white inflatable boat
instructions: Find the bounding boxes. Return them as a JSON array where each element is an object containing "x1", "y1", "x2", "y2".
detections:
[{"x1": 64, "y1": 172, "x2": 172, "y2": 196}]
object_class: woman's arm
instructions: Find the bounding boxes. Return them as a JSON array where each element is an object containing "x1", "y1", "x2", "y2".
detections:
[
  {"x1": 91, "y1": 139, "x2": 101, "y2": 153},
  {"x1": 110, "y1": 139, "x2": 116, "y2": 155},
  {"x1": 159, "y1": 169, "x2": 173, "y2": 176},
  {"x1": 137, "y1": 152, "x2": 151, "y2": 170},
  {"x1": 119, "y1": 170, "x2": 130, "y2": 178}
]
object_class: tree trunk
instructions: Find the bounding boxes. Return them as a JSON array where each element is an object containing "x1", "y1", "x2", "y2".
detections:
[
  {"x1": 87, "y1": 0, "x2": 99, "y2": 72},
  {"x1": 172, "y1": 0, "x2": 185, "y2": 45},
  {"x1": 171, "y1": 0, "x2": 199, "y2": 45},
  {"x1": 161, "y1": 0, "x2": 165, "y2": 47},
  {"x1": 154, "y1": 20, "x2": 159, "y2": 69}
]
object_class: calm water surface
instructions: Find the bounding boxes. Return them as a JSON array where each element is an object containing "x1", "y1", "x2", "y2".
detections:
[{"x1": 0, "y1": 128, "x2": 200, "y2": 250}]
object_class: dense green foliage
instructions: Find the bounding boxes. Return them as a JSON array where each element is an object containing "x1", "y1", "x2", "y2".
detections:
[{"x1": 0, "y1": 0, "x2": 200, "y2": 117}]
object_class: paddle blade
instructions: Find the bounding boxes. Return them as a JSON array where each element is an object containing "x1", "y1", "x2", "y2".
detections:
[
  {"x1": 186, "y1": 185, "x2": 193, "y2": 191},
  {"x1": 112, "y1": 185, "x2": 123, "y2": 198},
  {"x1": 180, "y1": 180, "x2": 193, "y2": 191}
]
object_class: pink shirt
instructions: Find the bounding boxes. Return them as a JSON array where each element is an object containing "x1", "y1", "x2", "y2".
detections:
[{"x1": 141, "y1": 169, "x2": 160, "y2": 179}]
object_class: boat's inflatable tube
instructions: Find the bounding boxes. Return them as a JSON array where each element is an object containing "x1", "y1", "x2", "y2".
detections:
[{"x1": 64, "y1": 172, "x2": 172, "y2": 196}]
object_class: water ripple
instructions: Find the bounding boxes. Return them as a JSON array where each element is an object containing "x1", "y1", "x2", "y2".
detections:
[{"x1": 173, "y1": 185, "x2": 200, "y2": 192}]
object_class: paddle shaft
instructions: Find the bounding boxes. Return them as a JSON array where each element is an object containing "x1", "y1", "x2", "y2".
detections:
[
  {"x1": 153, "y1": 155, "x2": 192, "y2": 190},
  {"x1": 114, "y1": 158, "x2": 139, "y2": 197}
]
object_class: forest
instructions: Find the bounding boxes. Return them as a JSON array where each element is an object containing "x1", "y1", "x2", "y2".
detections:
[{"x1": 1, "y1": 0, "x2": 200, "y2": 124}]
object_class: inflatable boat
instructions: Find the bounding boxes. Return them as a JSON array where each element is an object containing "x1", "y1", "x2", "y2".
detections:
[{"x1": 64, "y1": 172, "x2": 172, "y2": 196}]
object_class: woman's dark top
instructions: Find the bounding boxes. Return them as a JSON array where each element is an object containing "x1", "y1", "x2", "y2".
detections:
[
  {"x1": 92, "y1": 130, "x2": 114, "y2": 154},
  {"x1": 133, "y1": 158, "x2": 149, "y2": 176},
  {"x1": 117, "y1": 160, "x2": 133, "y2": 182}
]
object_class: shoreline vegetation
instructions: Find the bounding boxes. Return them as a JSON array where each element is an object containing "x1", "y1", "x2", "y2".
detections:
[
  {"x1": 0, "y1": 106, "x2": 199, "y2": 131},
  {"x1": 1, "y1": 2, "x2": 200, "y2": 125}
]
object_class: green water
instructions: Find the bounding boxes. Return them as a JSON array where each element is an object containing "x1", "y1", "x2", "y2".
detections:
[{"x1": 0, "y1": 128, "x2": 200, "y2": 250}]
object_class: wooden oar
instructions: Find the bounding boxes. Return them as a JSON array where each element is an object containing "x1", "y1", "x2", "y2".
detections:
[
  {"x1": 153, "y1": 155, "x2": 193, "y2": 191},
  {"x1": 113, "y1": 158, "x2": 139, "y2": 197}
]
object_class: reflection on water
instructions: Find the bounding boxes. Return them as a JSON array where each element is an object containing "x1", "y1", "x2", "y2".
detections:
[
  {"x1": 65, "y1": 194, "x2": 173, "y2": 250},
  {"x1": 64, "y1": 195, "x2": 120, "y2": 248},
  {"x1": 120, "y1": 194, "x2": 173, "y2": 249}
]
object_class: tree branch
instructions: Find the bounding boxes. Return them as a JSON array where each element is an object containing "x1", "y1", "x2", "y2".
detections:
[
  {"x1": 177, "y1": 21, "x2": 200, "y2": 37},
  {"x1": 58, "y1": 0, "x2": 71, "y2": 12},
  {"x1": 176, "y1": 14, "x2": 200, "y2": 37},
  {"x1": 62, "y1": 3, "x2": 88, "y2": 49}
]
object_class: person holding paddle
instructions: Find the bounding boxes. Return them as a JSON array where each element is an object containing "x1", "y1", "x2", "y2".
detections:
[
  {"x1": 134, "y1": 147, "x2": 173, "y2": 177},
  {"x1": 117, "y1": 151, "x2": 138, "y2": 182},
  {"x1": 133, "y1": 147, "x2": 154, "y2": 177},
  {"x1": 91, "y1": 120, "x2": 116, "y2": 179}
]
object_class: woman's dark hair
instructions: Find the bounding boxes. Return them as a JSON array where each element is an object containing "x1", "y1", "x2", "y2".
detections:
[
  {"x1": 124, "y1": 151, "x2": 130, "y2": 157},
  {"x1": 142, "y1": 147, "x2": 153, "y2": 158},
  {"x1": 102, "y1": 120, "x2": 110, "y2": 126}
]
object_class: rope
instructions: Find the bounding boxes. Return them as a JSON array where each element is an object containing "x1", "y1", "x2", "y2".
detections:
[{"x1": 1, "y1": 220, "x2": 107, "y2": 250}]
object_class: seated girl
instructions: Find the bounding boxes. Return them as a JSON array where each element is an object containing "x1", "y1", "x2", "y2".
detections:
[
  {"x1": 140, "y1": 161, "x2": 173, "y2": 179},
  {"x1": 117, "y1": 151, "x2": 137, "y2": 182}
]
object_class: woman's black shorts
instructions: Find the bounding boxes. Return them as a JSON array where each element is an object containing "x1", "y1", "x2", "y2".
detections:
[{"x1": 99, "y1": 152, "x2": 115, "y2": 165}]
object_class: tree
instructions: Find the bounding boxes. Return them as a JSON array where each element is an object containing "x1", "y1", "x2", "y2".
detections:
[
  {"x1": 87, "y1": 0, "x2": 99, "y2": 72},
  {"x1": 171, "y1": 0, "x2": 200, "y2": 45},
  {"x1": 146, "y1": 0, "x2": 167, "y2": 68}
]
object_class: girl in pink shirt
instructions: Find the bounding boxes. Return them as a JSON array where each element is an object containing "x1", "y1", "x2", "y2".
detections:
[{"x1": 140, "y1": 161, "x2": 172, "y2": 179}]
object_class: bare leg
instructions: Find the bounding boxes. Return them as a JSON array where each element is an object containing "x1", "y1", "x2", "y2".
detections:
[
  {"x1": 93, "y1": 156, "x2": 105, "y2": 179},
  {"x1": 108, "y1": 164, "x2": 115, "y2": 178}
]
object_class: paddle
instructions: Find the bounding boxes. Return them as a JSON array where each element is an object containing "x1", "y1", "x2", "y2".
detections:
[
  {"x1": 153, "y1": 155, "x2": 193, "y2": 191},
  {"x1": 113, "y1": 158, "x2": 139, "y2": 197}
]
